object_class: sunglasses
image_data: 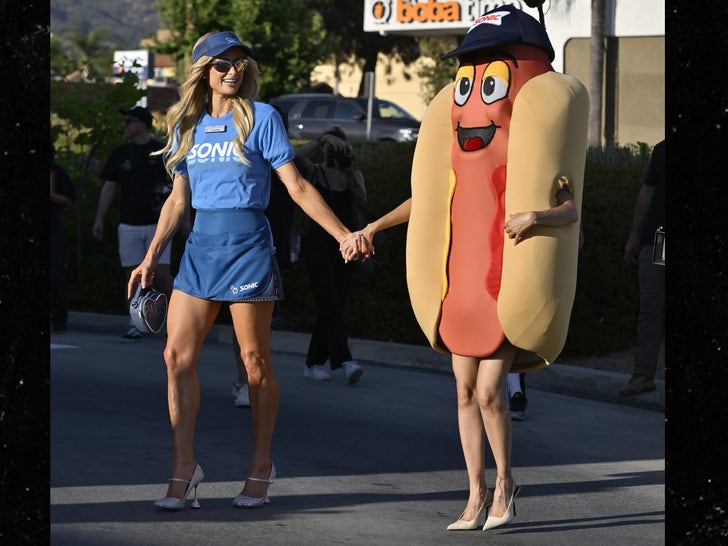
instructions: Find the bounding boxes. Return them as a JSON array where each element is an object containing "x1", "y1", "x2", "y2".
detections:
[{"x1": 209, "y1": 58, "x2": 248, "y2": 74}]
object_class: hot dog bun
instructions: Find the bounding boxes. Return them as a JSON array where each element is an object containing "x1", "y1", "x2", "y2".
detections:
[
  {"x1": 498, "y1": 71, "x2": 589, "y2": 371},
  {"x1": 406, "y1": 82, "x2": 454, "y2": 354}
]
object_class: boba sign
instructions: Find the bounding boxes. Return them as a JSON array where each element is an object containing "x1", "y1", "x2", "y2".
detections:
[{"x1": 364, "y1": 0, "x2": 528, "y2": 33}]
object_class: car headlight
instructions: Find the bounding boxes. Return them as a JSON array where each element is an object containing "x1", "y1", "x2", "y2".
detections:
[{"x1": 398, "y1": 128, "x2": 419, "y2": 141}]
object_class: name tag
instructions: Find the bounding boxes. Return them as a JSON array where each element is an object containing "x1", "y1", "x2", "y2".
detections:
[{"x1": 205, "y1": 125, "x2": 227, "y2": 133}]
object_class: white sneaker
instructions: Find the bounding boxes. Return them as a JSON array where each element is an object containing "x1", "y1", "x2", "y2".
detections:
[
  {"x1": 304, "y1": 364, "x2": 331, "y2": 381},
  {"x1": 232, "y1": 381, "x2": 250, "y2": 407},
  {"x1": 342, "y1": 361, "x2": 363, "y2": 384}
]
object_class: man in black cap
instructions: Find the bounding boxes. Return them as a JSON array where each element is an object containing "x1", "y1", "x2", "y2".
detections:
[{"x1": 93, "y1": 106, "x2": 181, "y2": 338}]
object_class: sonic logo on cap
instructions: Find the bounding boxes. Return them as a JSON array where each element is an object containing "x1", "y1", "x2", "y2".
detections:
[
  {"x1": 470, "y1": 10, "x2": 511, "y2": 29},
  {"x1": 441, "y1": 5, "x2": 554, "y2": 61}
]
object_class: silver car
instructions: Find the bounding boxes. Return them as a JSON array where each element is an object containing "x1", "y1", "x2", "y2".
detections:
[{"x1": 270, "y1": 93, "x2": 420, "y2": 143}]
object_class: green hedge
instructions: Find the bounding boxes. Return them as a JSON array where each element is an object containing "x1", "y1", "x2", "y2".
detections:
[{"x1": 61, "y1": 142, "x2": 649, "y2": 357}]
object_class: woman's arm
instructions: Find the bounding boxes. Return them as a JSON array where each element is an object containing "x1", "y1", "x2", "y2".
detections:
[
  {"x1": 127, "y1": 173, "x2": 190, "y2": 296},
  {"x1": 275, "y1": 160, "x2": 369, "y2": 262},
  {"x1": 360, "y1": 198, "x2": 411, "y2": 242},
  {"x1": 503, "y1": 187, "x2": 578, "y2": 245},
  {"x1": 356, "y1": 198, "x2": 412, "y2": 257}
]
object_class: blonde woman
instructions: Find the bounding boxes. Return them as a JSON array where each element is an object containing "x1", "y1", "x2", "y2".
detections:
[{"x1": 128, "y1": 31, "x2": 369, "y2": 511}]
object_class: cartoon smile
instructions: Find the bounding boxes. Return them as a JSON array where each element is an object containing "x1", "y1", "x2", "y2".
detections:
[{"x1": 456, "y1": 121, "x2": 499, "y2": 152}]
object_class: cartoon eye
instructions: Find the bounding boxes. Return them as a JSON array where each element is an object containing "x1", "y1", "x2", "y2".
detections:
[
  {"x1": 454, "y1": 65, "x2": 475, "y2": 106},
  {"x1": 481, "y1": 60, "x2": 510, "y2": 104}
]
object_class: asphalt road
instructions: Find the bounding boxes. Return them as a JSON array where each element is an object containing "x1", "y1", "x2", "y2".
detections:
[{"x1": 51, "y1": 327, "x2": 664, "y2": 545}]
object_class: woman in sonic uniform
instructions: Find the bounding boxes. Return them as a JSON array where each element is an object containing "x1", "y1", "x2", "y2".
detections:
[
  {"x1": 127, "y1": 31, "x2": 369, "y2": 512},
  {"x1": 360, "y1": 5, "x2": 587, "y2": 531}
]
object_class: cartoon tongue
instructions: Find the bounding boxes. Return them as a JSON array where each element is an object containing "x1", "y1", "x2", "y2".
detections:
[{"x1": 464, "y1": 137, "x2": 484, "y2": 151}]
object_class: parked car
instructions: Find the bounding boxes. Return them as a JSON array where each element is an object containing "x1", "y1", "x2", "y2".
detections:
[{"x1": 269, "y1": 93, "x2": 420, "y2": 143}]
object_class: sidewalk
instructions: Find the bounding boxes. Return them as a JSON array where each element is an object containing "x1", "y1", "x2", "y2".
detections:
[{"x1": 65, "y1": 311, "x2": 664, "y2": 411}]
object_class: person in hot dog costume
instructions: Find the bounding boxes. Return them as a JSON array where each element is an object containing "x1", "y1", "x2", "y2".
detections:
[{"x1": 360, "y1": 3, "x2": 588, "y2": 531}]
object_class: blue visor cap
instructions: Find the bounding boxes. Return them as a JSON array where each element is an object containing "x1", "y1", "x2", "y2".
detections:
[
  {"x1": 441, "y1": 5, "x2": 554, "y2": 61},
  {"x1": 193, "y1": 31, "x2": 254, "y2": 62}
]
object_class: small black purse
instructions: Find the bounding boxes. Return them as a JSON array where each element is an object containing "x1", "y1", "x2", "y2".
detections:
[{"x1": 130, "y1": 284, "x2": 168, "y2": 334}]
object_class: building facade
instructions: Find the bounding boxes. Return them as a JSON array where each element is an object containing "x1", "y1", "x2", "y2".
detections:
[{"x1": 343, "y1": 0, "x2": 665, "y2": 146}]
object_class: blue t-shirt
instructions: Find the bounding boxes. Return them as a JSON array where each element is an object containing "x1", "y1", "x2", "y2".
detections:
[{"x1": 176, "y1": 102, "x2": 294, "y2": 210}]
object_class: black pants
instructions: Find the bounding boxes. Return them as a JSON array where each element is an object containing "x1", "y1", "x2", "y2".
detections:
[
  {"x1": 50, "y1": 227, "x2": 68, "y2": 326},
  {"x1": 305, "y1": 259, "x2": 353, "y2": 370},
  {"x1": 634, "y1": 245, "x2": 665, "y2": 378}
]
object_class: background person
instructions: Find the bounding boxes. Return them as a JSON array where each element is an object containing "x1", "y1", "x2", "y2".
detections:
[
  {"x1": 92, "y1": 106, "x2": 177, "y2": 339},
  {"x1": 296, "y1": 128, "x2": 366, "y2": 384},
  {"x1": 127, "y1": 31, "x2": 367, "y2": 511},
  {"x1": 51, "y1": 147, "x2": 76, "y2": 332},
  {"x1": 506, "y1": 373, "x2": 527, "y2": 421},
  {"x1": 620, "y1": 140, "x2": 665, "y2": 397}
]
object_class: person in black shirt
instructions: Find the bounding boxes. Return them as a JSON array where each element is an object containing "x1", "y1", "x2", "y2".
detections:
[
  {"x1": 296, "y1": 127, "x2": 366, "y2": 384},
  {"x1": 93, "y1": 106, "x2": 178, "y2": 338},
  {"x1": 51, "y1": 147, "x2": 76, "y2": 332},
  {"x1": 620, "y1": 140, "x2": 665, "y2": 396}
]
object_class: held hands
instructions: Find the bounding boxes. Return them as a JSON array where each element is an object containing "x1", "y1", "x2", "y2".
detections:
[
  {"x1": 339, "y1": 232, "x2": 374, "y2": 263},
  {"x1": 503, "y1": 211, "x2": 537, "y2": 245}
]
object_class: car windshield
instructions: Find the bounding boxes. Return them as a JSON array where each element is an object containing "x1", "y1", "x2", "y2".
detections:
[{"x1": 356, "y1": 99, "x2": 417, "y2": 121}]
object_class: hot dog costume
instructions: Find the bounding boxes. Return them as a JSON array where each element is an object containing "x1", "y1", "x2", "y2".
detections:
[{"x1": 406, "y1": 6, "x2": 589, "y2": 372}]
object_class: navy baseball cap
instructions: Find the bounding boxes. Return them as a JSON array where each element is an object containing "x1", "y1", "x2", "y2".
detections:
[
  {"x1": 441, "y1": 5, "x2": 554, "y2": 61},
  {"x1": 192, "y1": 31, "x2": 254, "y2": 62},
  {"x1": 119, "y1": 106, "x2": 153, "y2": 128}
]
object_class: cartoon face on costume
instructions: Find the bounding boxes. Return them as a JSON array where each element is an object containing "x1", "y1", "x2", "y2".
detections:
[
  {"x1": 438, "y1": 42, "x2": 553, "y2": 357},
  {"x1": 407, "y1": 4, "x2": 588, "y2": 368},
  {"x1": 451, "y1": 43, "x2": 553, "y2": 165}
]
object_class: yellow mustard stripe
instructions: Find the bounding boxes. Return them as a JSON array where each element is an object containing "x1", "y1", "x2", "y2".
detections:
[{"x1": 442, "y1": 168, "x2": 456, "y2": 301}]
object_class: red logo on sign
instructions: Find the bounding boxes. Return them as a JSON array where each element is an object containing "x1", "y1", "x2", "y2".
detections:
[
  {"x1": 397, "y1": 0, "x2": 461, "y2": 23},
  {"x1": 371, "y1": 0, "x2": 391, "y2": 22}
]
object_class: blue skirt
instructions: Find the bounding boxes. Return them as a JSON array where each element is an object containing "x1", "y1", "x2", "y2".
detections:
[{"x1": 174, "y1": 209, "x2": 283, "y2": 302}]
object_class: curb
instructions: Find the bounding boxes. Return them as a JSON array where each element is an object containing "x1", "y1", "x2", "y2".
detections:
[{"x1": 65, "y1": 311, "x2": 664, "y2": 412}]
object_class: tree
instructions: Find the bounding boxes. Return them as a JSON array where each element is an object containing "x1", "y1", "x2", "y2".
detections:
[
  {"x1": 51, "y1": 33, "x2": 75, "y2": 77},
  {"x1": 588, "y1": 0, "x2": 606, "y2": 147},
  {"x1": 311, "y1": 0, "x2": 420, "y2": 96},
  {"x1": 153, "y1": 0, "x2": 328, "y2": 98},
  {"x1": 51, "y1": 73, "x2": 146, "y2": 284},
  {"x1": 415, "y1": 37, "x2": 459, "y2": 104},
  {"x1": 153, "y1": 0, "x2": 422, "y2": 98},
  {"x1": 64, "y1": 28, "x2": 115, "y2": 80}
]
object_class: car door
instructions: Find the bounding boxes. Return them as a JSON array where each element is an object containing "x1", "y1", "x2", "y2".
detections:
[
  {"x1": 287, "y1": 98, "x2": 334, "y2": 141},
  {"x1": 331, "y1": 100, "x2": 368, "y2": 142}
]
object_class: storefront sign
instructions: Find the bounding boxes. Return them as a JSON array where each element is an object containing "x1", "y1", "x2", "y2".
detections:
[{"x1": 364, "y1": 0, "x2": 527, "y2": 33}]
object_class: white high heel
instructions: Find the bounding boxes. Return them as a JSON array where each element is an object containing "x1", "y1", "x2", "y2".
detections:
[
  {"x1": 483, "y1": 476, "x2": 521, "y2": 531},
  {"x1": 154, "y1": 464, "x2": 204, "y2": 511},
  {"x1": 232, "y1": 462, "x2": 276, "y2": 508},
  {"x1": 446, "y1": 497, "x2": 493, "y2": 530}
]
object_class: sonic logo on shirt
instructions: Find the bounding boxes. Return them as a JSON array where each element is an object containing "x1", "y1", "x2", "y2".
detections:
[{"x1": 187, "y1": 141, "x2": 243, "y2": 165}]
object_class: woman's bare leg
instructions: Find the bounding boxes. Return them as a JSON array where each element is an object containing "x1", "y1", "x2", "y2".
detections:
[
  {"x1": 451, "y1": 354, "x2": 494, "y2": 521},
  {"x1": 230, "y1": 300, "x2": 278, "y2": 499},
  {"x1": 163, "y1": 290, "x2": 221, "y2": 498},
  {"x1": 476, "y1": 341, "x2": 518, "y2": 518}
]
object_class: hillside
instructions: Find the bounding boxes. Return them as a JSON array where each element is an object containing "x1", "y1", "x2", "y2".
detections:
[{"x1": 51, "y1": 0, "x2": 161, "y2": 49}]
